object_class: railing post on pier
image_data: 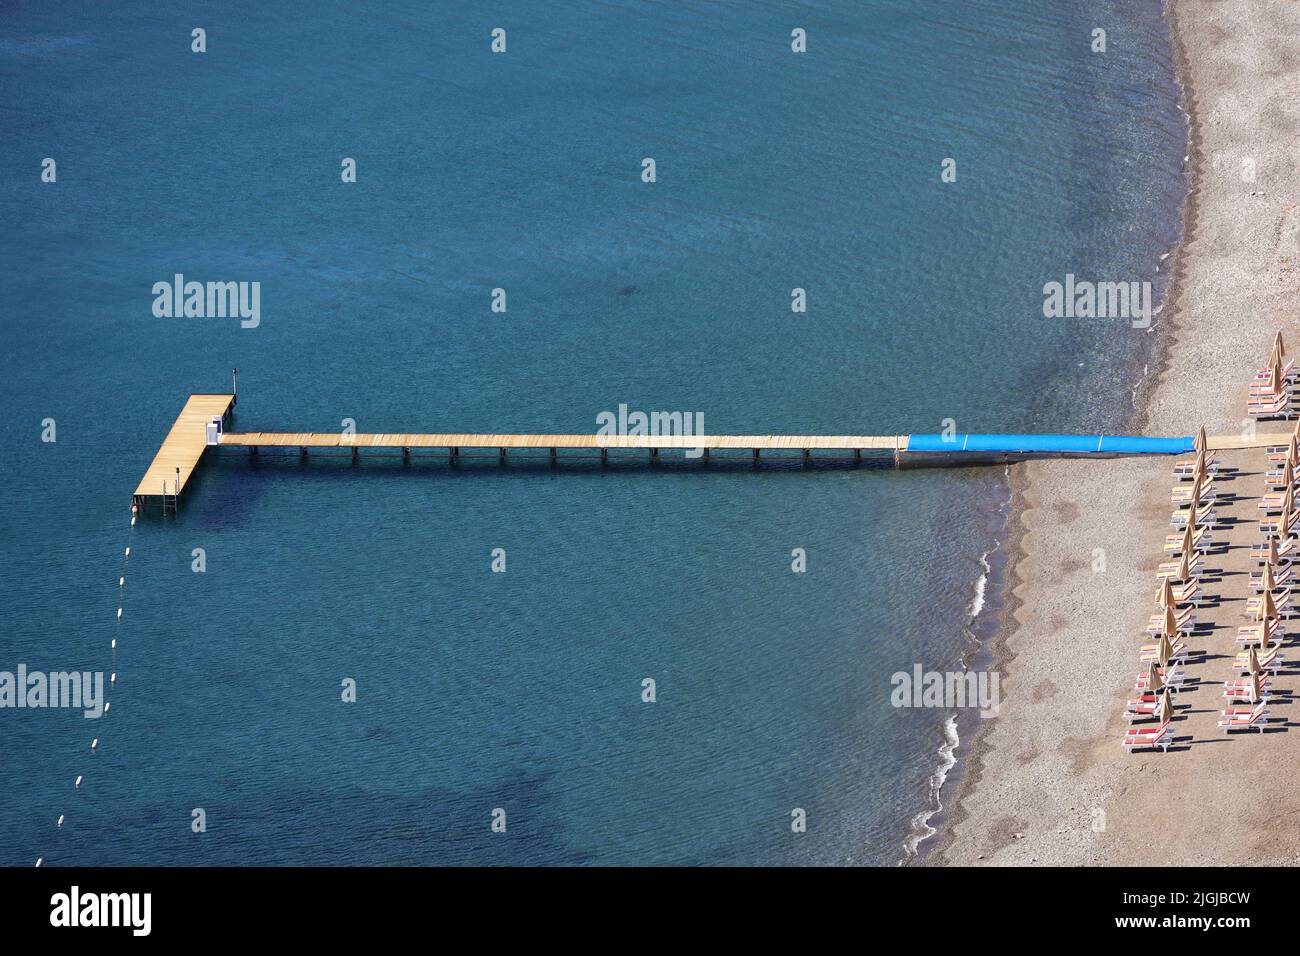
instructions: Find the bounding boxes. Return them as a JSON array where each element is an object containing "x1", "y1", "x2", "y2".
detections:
[
  {"x1": 649, "y1": 447, "x2": 659, "y2": 465},
  {"x1": 854, "y1": 449, "x2": 862, "y2": 465},
  {"x1": 752, "y1": 448, "x2": 760, "y2": 468},
  {"x1": 300, "y1": 447, "x2": 308, "y2": 462},
  {"x1": 403, "y1": 447, "x2": 410, "y2": 463},
  {"x1": 600, "y1": 447, "x2": 608, "y2": 467},
  {"x1": 231, "y1": 367, "x2": 238, "y2": 406},
  {"x1": 499, "y1": 447, "x2": 506, "y2": 466},
  {"x1": 802, "y1": 449, "x2": 810, "y2": 467},
  {"x1": 550, "y1": 447, "x2": 557, "y2": 466},
  {"x1": 702, "y1": 448, "x2": 709, "y2": 463},
  {"x1": 352, "y1": 445, "x2": 359, "y2": 463}
]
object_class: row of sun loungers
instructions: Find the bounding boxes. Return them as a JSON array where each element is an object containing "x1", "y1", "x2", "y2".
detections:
[
  {"x1": 1215, "y1": 400, "x2": 1296, "y2": 733},
  {"x1": 1248, "y1": 333, "x2": 1298, "y2": 420},
  {"x1": 1123, "y1": 433, "x2": 1214, "y2": 751},
  {"x1": 1124, "y1": 404, "x2": 1292, "y2": 751}
]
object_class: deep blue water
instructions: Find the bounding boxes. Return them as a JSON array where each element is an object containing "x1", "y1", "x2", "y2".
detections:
[{"x1": 1, "y1": 1, "x2": 1184, "y2": 865}]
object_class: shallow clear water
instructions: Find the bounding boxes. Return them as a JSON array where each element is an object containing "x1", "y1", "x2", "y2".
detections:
[{"x1": 0, "y1": 0, "x2": 1184, "y2": 865}]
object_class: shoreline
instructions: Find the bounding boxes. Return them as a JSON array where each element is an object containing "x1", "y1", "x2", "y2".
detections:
[{"x1": 930, "y1": 0, "x2": 1300, "y2": 866}]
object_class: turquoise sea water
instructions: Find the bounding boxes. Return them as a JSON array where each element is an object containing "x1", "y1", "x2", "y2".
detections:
[{"x1": 1, "y1": 1, "x2": 1184, "y2": 865}]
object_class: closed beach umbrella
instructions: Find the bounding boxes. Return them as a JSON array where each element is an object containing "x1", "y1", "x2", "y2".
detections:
[
  {"x1": 1279, "y1": 507, "x2": 1293, "y2": 541},
  {"x1": 1249, "y1": 670, "x2": 1265, "y2": 704},
  {"x1": 1191, "y1": 449, "x2": 1208, "y2": 483},
  {"x1": 1195, "y1": 425, "x2": 1207, "y2": 453},
  {"x1": 1267, "y1": 536, "x2": 1281, "y2": 566},
  {"x1": 1287, "y1": 435, "x2": 1298, "y2": 470},
  {"x1": 1179, "y1": 521, "x2": 1195, "y2": 557},
  {"x1": 1155, "y1": 688, "x2": 1174, "y2": 723},
  {"x1": 1248, "y1": 646, "x2": 1262, "y2": 675},
  {"x1": 1162, "y1": 605, "x2": 1180, "y2": 637},
  {"x1": 1262, "y1": 562, "x2": 1276, "y2": 594},
  {"x1": 1258, "y1": 625, "x2": 1274, "y2": 654},
  {"x1": 1156, "y1": 578, "x2": 1175, "y2": 609},
  {"x1": 1258, "y1": 586, "x2": 1279, "y2": 622},
  {"x1": 1158, "y1": 631, "x2": 1176, "y2": 668},
  {"x1": 1282, "y1": 459, "x2": 1294, "y2": 491},
  {"x1": 1144, "y1": 661, "x2": 1163, "y2": 694},
  {"x1": 1175, "y1": 550, "x2": 1195, "y2": 583}
]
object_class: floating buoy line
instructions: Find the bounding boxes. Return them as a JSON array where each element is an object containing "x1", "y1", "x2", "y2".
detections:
[{"x1": 38, "y1": 502, "x2": 138, "y2": 866}]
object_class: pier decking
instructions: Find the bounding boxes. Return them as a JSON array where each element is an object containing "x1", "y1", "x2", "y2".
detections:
[
  {"x1": 132, "y1": 394, "x2": 234, "y2": 509},
  {"x1": 217, "y1": 432, "x2": 904, "y2": 450}
]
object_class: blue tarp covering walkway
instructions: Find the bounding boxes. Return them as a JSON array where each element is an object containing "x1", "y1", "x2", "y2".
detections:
[{"x1": 905, "y1": 434, "x2": 1195, "y2": 455}]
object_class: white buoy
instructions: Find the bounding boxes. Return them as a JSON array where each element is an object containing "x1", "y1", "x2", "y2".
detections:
[
  {"x1": 90, "y1": 739, "x2": 98, "y2": 750},
  {"x1": 130, "y1": 516, "x2": 136, "y2": 527},
  {"x1": 119, "y1": 577, "x2": 124, "y2": 588},
  {"x1": 117, "y1": 608, "x2": 122, "y2": 621},
  {"x1": 74, "y1": 776, "x2": 82, "y2": 789},
  {"x1": 111, "y1": 639, "x2": 116, "y2": 649},
  {"x1": 57, "y1": 815, "x2": 64, "y2": 827},
  {"x1": 110, "y1": 673, "x2": 116, "y2": 685},
  {"x1": 35, "y1": 858, "x2": 42, "y2": 868},
  {"x1": 124, "y1": 547, "x2": 130, "y2": 558},
  {"x1": 103, "y1": 702, "x2": 110, "y2": 714}
]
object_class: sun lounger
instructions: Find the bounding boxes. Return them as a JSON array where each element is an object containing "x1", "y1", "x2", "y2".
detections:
[
  {"x1": 1257, "y1": 494, "x2": 1297, "y2": 514},
  {"x1": 1254, "y1": 357, "x2": 1296, "y2": 382},
  {"x1": 1222, "y1": 677, "x2": 1272, "y2": 701},
  {"x1": 1162, "y1": 579, "x2": 1201, "y2": 605},
  {"x1": 1124, "y1": 695, "x2": 1167, "y2": 722},
  {"x1": 1235, "y1": 620, "x2": 1284, "y2": 645},
  {"x1": 1218, "y1": 702, "x2": 1270, "y2": 734},
  {"x1": 1233, "y1": 647, "x2": 1283, "y2": 673},
  {"x1": 1250, "y1": 538, "x2": 1296, "y2": 563},
  {"x1": 1133, "y1": 665, "x2": 1185, "y2": 686},
  {"x1": 1246, "y1": 590, "x2": 1294, "y2": 618},
  {"x1": 1250, "y1": 566, "x2": 1293, "y2": 591},
  {"x1": 1171, "y1": 482, "x2": 1218, "y2": 504},
  {"x1": 1170, "y1": 507, "x2": 1217, "y2": 529},
  {"x1": 1163, "y1": 528, "x2": 1212, "y2": 553},
  {"x1": 1122, "y1": 720, "x2": 1173, "y2": 752},
  {"x1": 1156, "y1": 559, "x2": 1204, "y2": 580},
  {"x1": 1173, "y1": 458, "x2": 1219, "y2": 481},
  {"x1": 1139, "y1": 640, "x2": 1189, "y2": 664},
  {"x1": 1146, "y1": 607, "x2": 1195, "y2": 634}
]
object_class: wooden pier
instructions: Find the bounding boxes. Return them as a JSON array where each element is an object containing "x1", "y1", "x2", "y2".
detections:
[
  {"x1": 133, "y1": 392, "x2": 1287, "y2": 512},
  {"x1": 132, "y1": 394, "x2": 234, "y2": 512}
]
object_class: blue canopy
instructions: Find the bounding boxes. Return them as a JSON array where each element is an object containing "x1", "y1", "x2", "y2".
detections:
[{"x1": 905, "y1": 434, "x2": 1195, "y2": 455}]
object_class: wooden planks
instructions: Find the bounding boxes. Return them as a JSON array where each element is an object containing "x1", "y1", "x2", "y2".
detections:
[
  {"x1": 218, "y1": 432, "x2": 907, "y2": 451},
  {"x1": 1207, "y1": 432, "x2": 1295, "y2": 450},
  {"x1": 134, "y1": 394, "x2": 234, "y2": 499}
]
